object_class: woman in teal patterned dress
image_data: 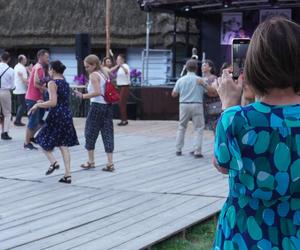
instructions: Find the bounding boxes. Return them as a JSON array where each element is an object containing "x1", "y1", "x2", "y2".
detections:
[{"x1": 213, "y1": 17, "x2": 300, "y2": 249}]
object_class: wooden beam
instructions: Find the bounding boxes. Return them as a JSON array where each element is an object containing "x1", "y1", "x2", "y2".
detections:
[{"x1": 106, "y1": 0, "x2": 112, "y2": 58}]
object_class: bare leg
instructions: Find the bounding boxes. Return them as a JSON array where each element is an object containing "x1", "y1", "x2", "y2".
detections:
[
  {"x1": 106, "y1": 153, "x2": 113, "y2": 165},
  {"x1": 42, "y1": 149, "x2": 57, "y2": 165},
  {"x1": 25, "y1": 128, "x2": 34, "y2": 144},
  {"x1": 25, "y1": 125, "x2": 43, "y2": 144},
  {"x1": 88, "y1": 150, "x2": 95, "y2": 164},
  {"x1": 59, "y1": 146, "x2": 71, "y2": 177}
]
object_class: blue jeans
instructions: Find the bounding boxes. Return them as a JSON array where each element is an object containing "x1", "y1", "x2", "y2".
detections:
[{"x1": 26, "y1": 99, "x2": 44, "y2": 130}]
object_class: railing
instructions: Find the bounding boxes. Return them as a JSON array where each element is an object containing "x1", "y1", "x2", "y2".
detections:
[
  {"x1": 11, "y1": 89, "x2": 90, "y2": 118},
  {"x1": 141, "y1": 49, "x2": 173, "y2": 86}
]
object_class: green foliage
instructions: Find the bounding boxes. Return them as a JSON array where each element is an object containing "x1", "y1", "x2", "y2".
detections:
[{"x1": 152, "y1": 217, "x2": 217, "y2": 250}]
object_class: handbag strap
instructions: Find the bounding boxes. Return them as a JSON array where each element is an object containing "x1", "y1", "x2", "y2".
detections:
[
  {"x1": 95, "y1": 71, "x2": 110, "y2": 98},
  {"x1": 0, "y1": 66, "x2": 10, "y2": 89}
]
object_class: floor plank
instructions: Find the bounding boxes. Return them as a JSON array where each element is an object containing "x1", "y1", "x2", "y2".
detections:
[{"x1": 0, "y1": 119, "x2": 227, "y2": 250}]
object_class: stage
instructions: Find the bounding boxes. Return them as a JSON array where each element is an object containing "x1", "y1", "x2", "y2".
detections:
[
  {"x1": 0, "y1": 119, "x2": 227, "y2": 250},
  {"x1": 127, "y1": 85, "x2": 179, "y2": 120},
  {"x1": 11, "y1": 85, "x2": 179, "y2": 121}
]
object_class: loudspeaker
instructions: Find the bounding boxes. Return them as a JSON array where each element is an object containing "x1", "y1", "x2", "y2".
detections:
[{"x1": 75, "y1": 33, "x2": 91, "y2": 60}]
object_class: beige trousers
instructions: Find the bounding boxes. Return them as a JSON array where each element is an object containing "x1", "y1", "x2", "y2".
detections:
[
  {"x1": 176, "y1": 103, "x2": 205, "y2": 154},
  {"x1": 0, "y1": 89, "x2": 12, "y2": 132}
]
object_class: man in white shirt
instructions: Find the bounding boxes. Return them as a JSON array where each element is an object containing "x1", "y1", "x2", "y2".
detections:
[
  {"x1": 172, "y1": 59, "x2": 215, "y2": 157},
  {"x1": 111, "y1": 54, "x2": 130, "y2": 126},
  {"x1": 0, "y1": 52, "x2": 14, "y2": 140},
  {"x1": 13, "y1": 55, "x2": 28, "y2": 126}
]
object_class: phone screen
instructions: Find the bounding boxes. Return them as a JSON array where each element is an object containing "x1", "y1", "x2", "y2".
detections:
[{"x1": 232, "y1": 38, "x2": 250, "y2": 79}]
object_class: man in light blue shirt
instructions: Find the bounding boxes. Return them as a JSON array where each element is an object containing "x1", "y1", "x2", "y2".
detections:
[{"x1": 172, "y1": 59, "x2": 215, "y2": 158}]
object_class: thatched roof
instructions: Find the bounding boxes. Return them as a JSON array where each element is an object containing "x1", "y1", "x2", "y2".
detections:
[{"x1": 0, "y1": 0, "x2": 198, "y2": 48}]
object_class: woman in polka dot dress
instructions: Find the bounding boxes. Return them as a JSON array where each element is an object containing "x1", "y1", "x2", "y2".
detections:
[
  {"x1": 29, "y1": 61, "x2": 79, "y2": 184},
  {"x1": 213, "y1": 17, "x2": 300, "y2": 249}
]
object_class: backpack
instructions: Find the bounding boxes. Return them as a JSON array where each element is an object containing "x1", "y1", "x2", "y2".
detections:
[
  {"x1": 97, "y1": 71, "x2": 120, "y2": 104},
  {"x1": 103, "y1": 78, "x2": 120, "y2": 103}
]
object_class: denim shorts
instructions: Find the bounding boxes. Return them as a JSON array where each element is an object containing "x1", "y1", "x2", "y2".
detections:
[{"x1": 26, "y1": 99, "x2": 44, "y2": 129}]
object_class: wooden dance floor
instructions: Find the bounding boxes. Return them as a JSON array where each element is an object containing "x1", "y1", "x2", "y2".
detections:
[{"x1": 0, "y1": 119, "x2": 228, "y2": 250}]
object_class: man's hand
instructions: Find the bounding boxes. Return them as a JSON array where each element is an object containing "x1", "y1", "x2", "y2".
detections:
[{"x1": 171, "y1": 91, "x2": 179, "y2": 98}]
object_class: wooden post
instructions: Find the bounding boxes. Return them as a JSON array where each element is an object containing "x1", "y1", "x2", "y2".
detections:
[
  {"x1": 106, "y1": 0, "x2": 112, "y2": 58},
  {"x1": 185, "y1": 18, "x2": 190, "y2": 58},
  {"x1": 172, "y1": 14, "x2": 177, "y2": 79},
  {"x1": 213, "y1": 214, "x2": 218, "y2": 226}
]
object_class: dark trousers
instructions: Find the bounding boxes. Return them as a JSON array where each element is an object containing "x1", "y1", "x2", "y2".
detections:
[
  {"x1": 85, "y1": 103, "x2": 114, "y2": 153},
  {"x1": 118, "y1": 85, "x2": 129, "y2": 121},
  {"x1": 15, "y1": 94, "x2": 26, "y2": 123}
]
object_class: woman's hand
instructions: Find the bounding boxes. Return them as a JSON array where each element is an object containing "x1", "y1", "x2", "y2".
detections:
[
  {"x1": 28, "y1": 103, "x2": 39, "y2": 116},
  {"x1": 212, "y1": 156, "x2": 229, "y2": 174},
  {"x1": 216, "y1": 69, "x2": 243, "y2": 109},
  {"x1": 73, "y1": 90, "x2": 83, "y2": 99}
]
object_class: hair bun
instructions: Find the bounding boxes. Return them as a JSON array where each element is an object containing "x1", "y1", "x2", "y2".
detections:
[
  {"x1": 50, "y1": 60, "x2": 66, "y2": 74},
  {"x1": 60, "y1": 63, "x2": 66, "y2": 71}
]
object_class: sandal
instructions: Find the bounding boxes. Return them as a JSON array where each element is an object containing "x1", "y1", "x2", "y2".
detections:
[
  {"x1": 80, "y1": 162, "x2": 95, "y2": 169},
  {"x1": 102, "y1": 164, "x2": 115, "y2": 172},
  {"x1": 58, "y1": 176, "x2": 72, "y2": 184},
  {"x1": 45, "y1": 161, "x2": 60, "y2": 175}
]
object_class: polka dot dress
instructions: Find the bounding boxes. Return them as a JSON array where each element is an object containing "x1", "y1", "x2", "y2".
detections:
[
  {"x1": 214, "y1": 102, "x2": 300, "y2": 250},
  {"x1": 36, "y1": 79, "x2": 79, "y2": 151}
]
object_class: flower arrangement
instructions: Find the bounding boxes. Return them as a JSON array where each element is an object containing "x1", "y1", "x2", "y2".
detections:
[
  {"x1": 130, "y1": 69, "x2": 142, "y2": 85},
  {"x1": 73, "y1": 74, "x2": 86, "y2": 85}
]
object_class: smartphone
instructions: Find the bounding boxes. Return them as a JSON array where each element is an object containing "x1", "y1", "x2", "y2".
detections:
[{"x1": 232, "y1": 38, "x2": 250, "y2": 79}]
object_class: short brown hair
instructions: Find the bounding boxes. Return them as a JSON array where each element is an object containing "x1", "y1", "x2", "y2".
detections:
[
  {"x1": 1, "y1": 51, "x2": 10, "y2": 62},
  {"x1": 186, "y1": 59, "x2": 198, "y2": 72},
  {"x1": 244, "y1": 17, "x2": 300, "y2": 96},
  {"x1": 118, "y1": 54, "x2": 126, "y2": 61},
  {"x1": 37, "y1": 49, "x2": 49, "y2": 59}
]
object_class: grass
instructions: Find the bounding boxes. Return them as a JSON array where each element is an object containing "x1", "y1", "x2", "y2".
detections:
[{"x1": 152, "y1": 216, "x2": 217, "y2": 250}]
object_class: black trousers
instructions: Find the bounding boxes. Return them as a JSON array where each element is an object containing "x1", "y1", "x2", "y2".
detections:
[
  {"x1": 85, "y1": 103, "x2": 114, "y2": 153},
  {"x1": 15, "y1": 94, "x2": 26, "y2": 123}
]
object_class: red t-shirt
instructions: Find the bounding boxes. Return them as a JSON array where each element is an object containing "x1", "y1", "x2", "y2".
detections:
[{"x1": 25, "y1": 63, "x2": 45, "y2": 101}]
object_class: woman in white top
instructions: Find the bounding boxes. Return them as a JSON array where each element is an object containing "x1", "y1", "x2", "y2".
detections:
[
  {"x1": 111, "y1": 54, "x2": 130, "y2": 126},
  {"x1": 75, "y1": 55, "x2": 115, "y2": 172}
]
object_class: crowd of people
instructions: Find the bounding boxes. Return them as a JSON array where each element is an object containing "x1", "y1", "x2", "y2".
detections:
[
  {"x1": 172, "y1": 16, "x2": 300, "y2": 249},
  {"x1": 1, "y1": 16, "x2": 300, "y2": 249},
  {"x1": 0, "y1": 49, "x2": 132, "y2": 183},
  {"x1": 172, "y1": 56, "x2": 254, "y2": 158}
]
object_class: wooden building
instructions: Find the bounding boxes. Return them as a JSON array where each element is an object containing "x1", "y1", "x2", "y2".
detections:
[{"x1": 0, "y1": 0, "x2": 198, "y2": 84}]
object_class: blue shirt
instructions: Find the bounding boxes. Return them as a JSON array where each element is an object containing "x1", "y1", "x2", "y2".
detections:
[{"x1": 173, "y1": 72, "x2": 206, "y2": 103}]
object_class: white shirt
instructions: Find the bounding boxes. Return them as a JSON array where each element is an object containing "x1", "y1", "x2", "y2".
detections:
[
  {"x1": 13, "y1": 63, "x2": 28, "y2": 94},
  {"x1": 116, "y1": 64, "x2": 130, "y2": 86},
  {"x1": 0, "y1": 62, "x2": 14, "y2": 90},
  {"x1": 87, "y1": 71, "x2": 107, "y2": 104}
]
